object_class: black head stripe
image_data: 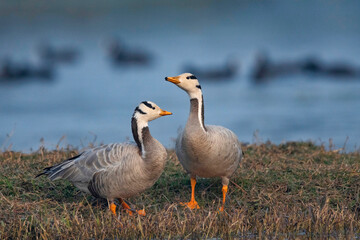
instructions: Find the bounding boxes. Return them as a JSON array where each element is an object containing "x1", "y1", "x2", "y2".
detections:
[
  {"x1": 135, "y1": 107, "x2": 146, "y2": 114},
  {"x1": 196, "y1": 85, "x2": 201, "y2": 89},
  {"x1": 142, "y1": 101, "x2": 155, "y2": 110},
  {"x1": 186, "y1": 75, "x2": 197, "y2": 80}
]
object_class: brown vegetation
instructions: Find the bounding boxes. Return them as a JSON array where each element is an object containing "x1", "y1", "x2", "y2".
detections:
[{"x1": 0, "y1": 142, "x2": 359, "y2": 239}]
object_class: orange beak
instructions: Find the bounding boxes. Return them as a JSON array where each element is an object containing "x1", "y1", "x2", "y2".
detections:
[
  {"x1": 159, "y1": 109, "x2": 172, "y2": 116},
  {"x1": 165, "y1": 76, "x2": 180, "y2": 84}
]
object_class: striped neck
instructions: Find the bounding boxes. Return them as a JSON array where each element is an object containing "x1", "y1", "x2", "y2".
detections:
[
  {"x1": 189, "y1": 95, "x2": 206, "y2": 132},
  {"x1": 131, "y1": 117, "x2": 150, "y2": 157}
]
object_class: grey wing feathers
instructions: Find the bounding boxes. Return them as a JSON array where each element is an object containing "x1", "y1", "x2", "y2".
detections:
[
  {"x1": 205, "y1": 125, "x2": 243, "y2": 178},
  {"x1": 208, "y1": 126, "x2": 243, "y2": 161},
  {"x1": 207, "y1": 125, "x2": 243, "y2": 160},
  {"x1": 37, "y1": 143, "x2": 138, "y2": 183},
  {"x1": 207, "y1": 125, "x2": 241, "y2": 148},
  {"x1": 35, "y1": 153, "x2": 83, "y2": 179}
]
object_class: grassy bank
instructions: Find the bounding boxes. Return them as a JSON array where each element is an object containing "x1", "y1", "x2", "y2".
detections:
[{"x1": 0, "y1": 142, "x2": 359, "y2": 239}]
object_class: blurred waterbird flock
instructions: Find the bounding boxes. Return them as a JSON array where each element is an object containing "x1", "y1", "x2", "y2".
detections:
[{"x1": 1, "y1": 0, "x2": 360, "y2": 152}]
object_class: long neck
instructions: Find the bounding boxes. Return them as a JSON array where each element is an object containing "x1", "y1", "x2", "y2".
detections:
[
  {"x1": 131, "y1": 117, "x2": 156, "y2": 158},
  {"x1": 188, "y1": 94, "x2": 206, "y2": 132}
]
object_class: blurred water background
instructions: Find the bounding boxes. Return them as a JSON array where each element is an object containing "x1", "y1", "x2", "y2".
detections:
[{"x1": 1, "y1": 0, "x2": 360, "y2": 152}]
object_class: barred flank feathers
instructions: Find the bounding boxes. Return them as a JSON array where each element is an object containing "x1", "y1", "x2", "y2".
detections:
[{"x1": 88, "y1": 171, "x2": 102, "y2": 198}]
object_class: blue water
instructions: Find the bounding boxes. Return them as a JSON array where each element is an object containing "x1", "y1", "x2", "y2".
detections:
[{"x1": 1, "y1": 0, "x2": 360, "y2": 152}]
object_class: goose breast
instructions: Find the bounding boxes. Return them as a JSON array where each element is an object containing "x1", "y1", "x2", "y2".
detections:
[{"x1": 176, "y1": 125, "x2": 241, "y2": 178}]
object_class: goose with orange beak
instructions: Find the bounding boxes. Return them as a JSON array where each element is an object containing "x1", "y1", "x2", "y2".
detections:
[
  {"x1": 37, "y1": 101, "x2": 172, "y2": 216},
  {"x1": 166, "y1": 73, "x2": 243, "y2": 211}
]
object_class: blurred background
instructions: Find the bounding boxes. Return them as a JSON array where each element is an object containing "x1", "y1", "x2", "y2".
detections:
[{"x1": 1, "y1": 0, "x2": 360, "y2": 152}]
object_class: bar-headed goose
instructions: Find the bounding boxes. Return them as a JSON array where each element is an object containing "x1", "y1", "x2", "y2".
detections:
[
  {"x1": 37, "y1": 101, "x2": 172, "y2": 216},
  {"x1": 165, "y1": 73, "x2": 243, "y2": 211}
]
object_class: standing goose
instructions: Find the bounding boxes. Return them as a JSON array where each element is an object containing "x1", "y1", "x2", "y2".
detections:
[
  {"x1": 165, "y1": 73, "x2": 243, "y2": 211},
  {"x1": 37, "y1": 101, "x2": 172, "y2": 216}
]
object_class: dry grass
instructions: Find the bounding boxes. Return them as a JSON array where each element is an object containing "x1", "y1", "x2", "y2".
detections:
[{"x1": 0, "y1": 142, "x2": 359, "y2": 239}]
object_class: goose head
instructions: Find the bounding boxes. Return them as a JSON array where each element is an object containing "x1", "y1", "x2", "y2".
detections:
[
  {"x1": 165, "y1": 73, "x2": 202, "y2": 99},
  {"x1": 133, "y1": 101, "x2": 172, "y2": 123},
  {"x1": 131, "y1": 101, "x2": 172, "y2": 155}
]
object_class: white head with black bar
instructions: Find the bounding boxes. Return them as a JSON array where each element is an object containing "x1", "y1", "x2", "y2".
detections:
[{"x1": 165, "y1": 73, "x2": 202, "y2": 100}]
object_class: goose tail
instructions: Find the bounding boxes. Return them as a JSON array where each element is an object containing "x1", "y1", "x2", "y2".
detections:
[{"x1": 35, "y1": 153, "x2": 83, "y2": 180}]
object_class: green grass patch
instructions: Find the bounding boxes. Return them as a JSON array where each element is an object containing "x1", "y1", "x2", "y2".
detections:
[{"x1": 0, "y1": 142, "x2": 359, "y2": 239}]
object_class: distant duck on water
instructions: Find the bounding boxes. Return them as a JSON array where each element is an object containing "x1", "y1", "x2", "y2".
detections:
[
  {"x1": 36, "y1": 42, "x2": 80, "y2": 64},
  {"x1": 0, "y1": 57, "x2": 54, "y2": 82},
  {"x1": 301, "y1": 56, "x2": 360, "y2": 78},
  {"x1": 37, "y1": 101, "x2": 172, "y2": 216},
  {"x1": 106, "y1": 38, "x2": 152, "y2": 66},
  {"x1": 183, "y1": 58, "x2": 239, "y2": 81},
  {"x1": 165, "y1": 73, "x2": 243, "y2": 211},
  {"x1": 251, "y1": 52, "x2": 360, "y2": 83},
  {"x1": 251, "y1": 52, "x2": 301, "y2": 83}
]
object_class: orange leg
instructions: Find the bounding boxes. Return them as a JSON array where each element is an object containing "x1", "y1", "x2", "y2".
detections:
[
  {"x1": 219, "y1": 185, "x2": 228, "y2": 212},
  {"x1": 119, "y1": 198, "x2": 146, "y2": 216},
  {"x1": 109, "y1": 202, "x2": 117, "y2": 215},
  {"x1": 180, "y1": 177, "x2": 200, "y2": 209}
]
